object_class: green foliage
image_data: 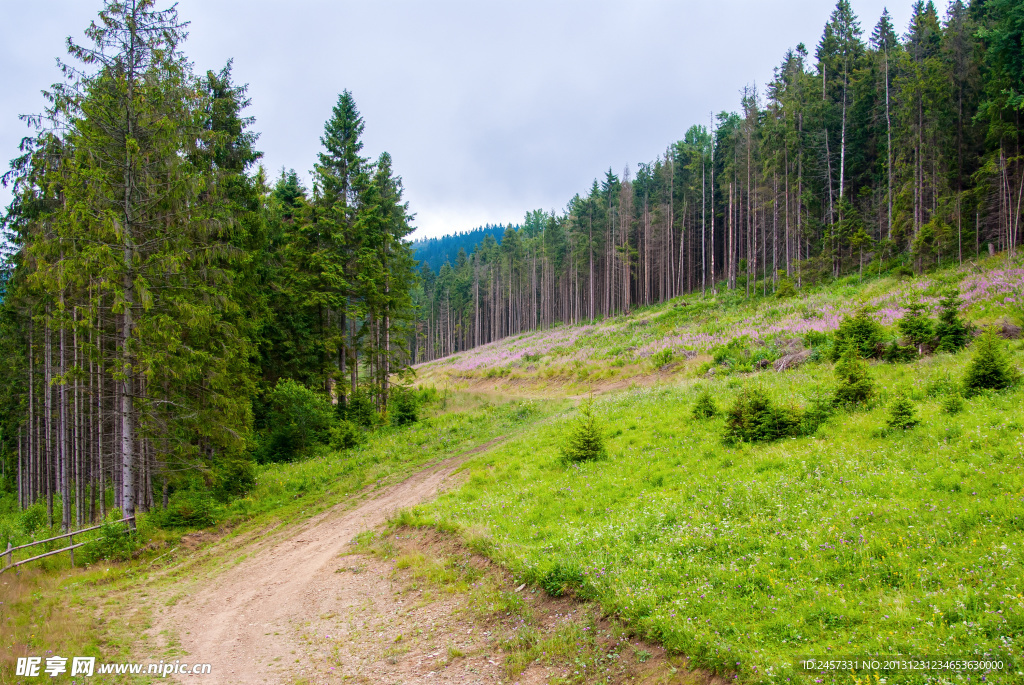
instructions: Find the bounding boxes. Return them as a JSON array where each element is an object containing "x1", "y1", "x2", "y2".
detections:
[
  {"x1": 723, "y1": 387, "x2": 802, "y2": 444},
  {"x1": 691, "y1": 388, "x2": 719, "y2": 419},
  {"x1": 896, "y1": 302, "x2": 933, "y2": 346},
  {"x1": 345, "y1": 389, "x2": 379, "y2": 428},
  {"x1": 256, "y1": 379, "x2": 335, "y2": 463},
  {"x1": 650, "y1": 348, "x2": 674, "y2": 367},
  {"x1": 388, "y1": 386, "x2": 419, "y2": 426},
  {"x1": 802, "y1": 331, "x2": 831, "y2": 349},
  {"x1": 833, "y1": 346, "x2": 875, "y2": 406},
  {"x1": 934, "y1": 290, "x2": 972, "y2": 353},
  {"x1": 329, "y1": 420, "x2": 363, "y2": 450},
  {"x1": 82, "y1": 518, "x2": 140, "y2": 563},
  {"x1": 153, "y1": 490, "x2": 218, "y2": 529},
  {"x1": 886, "y1": 392, "x2": 919, "y2": 430},
  {"x1": 882, "y1": 340, "x2": 918, "y2": 363},
  {"x1": 940, "y1": 393, "x2": 964, "y2": 415},
  {"x1": 213, "y1": 456, "x2": 257, "y2": 501},
  {"x1": 775, "y1": 279, "x2": 797, "y2": 299},
  {"x1": 963, "y1": 329, "x2": 1018, "y2": 394},
  {"x1": 829, "y1": 310, "x2": 885, "y2": 361},
  {"x1": 560, "y1": 401, "x2": 607, "y2": 463}
]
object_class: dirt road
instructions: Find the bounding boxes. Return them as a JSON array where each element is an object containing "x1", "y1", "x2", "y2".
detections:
[{"x1": 153, "y1": 441, "x2": 507, "y2": 685}]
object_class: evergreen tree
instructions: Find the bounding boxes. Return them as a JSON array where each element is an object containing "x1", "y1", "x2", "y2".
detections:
[{"x1": 963, "y1": 329, "x2": 1017, "y2": 393}]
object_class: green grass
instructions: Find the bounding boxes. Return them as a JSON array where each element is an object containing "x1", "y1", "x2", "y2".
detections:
[{"x1": 409, "y1": 347, "x2": 1024, "y2": 684}]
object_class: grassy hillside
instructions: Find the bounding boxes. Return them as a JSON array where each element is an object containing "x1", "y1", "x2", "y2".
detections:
[
  {"x1": 404, "y1": 255, "x2": 1024, "y2": 684},
  {"x1": 414, "y1": 257, "x2": 1023, "y2": 395}
]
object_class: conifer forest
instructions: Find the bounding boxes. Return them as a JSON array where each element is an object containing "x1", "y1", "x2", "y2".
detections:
[{"x1": 0, "y1": 0, "x2": 1022, "y2": 533}]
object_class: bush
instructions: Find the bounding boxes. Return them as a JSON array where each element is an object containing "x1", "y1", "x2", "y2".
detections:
[
  {"x1": 886, "y1": 392, "x2": 919, "y2": 430},
  {"x1": 723, "y1": 387, "x2": 802, "y2": 444},
  {"x1": 896, "y1": 302, "x2": 934, "y2": 347},
  {"x1": 941, "y1": 393, "x2": 964, "y2": 415},
  {"x1": 830, "y1": 310, "x2": 885, "y2": 361},
  {"x1": 882, "y1": 340, "x2": 918, "y2": 363},
  {"x1": 833, "y1": 346, "x2": 875, "y2": 406},
  {"x1": 934, "y1": 289, "x2": 972, "y2": 353},
  {"x1": 83, "y1": 515, "x2": 139, "y2": 563},
  {"x1": 213, "y1": 456, "x2": 256, "y2": 501},
  {"x1": 388, "y1": 386, "x2": 419, "y2": 426},
  {"x1": 154, "y1": 489, "x2": 218, "y2": 528},
  {"x1": 800, "y1": 390, "x2": 834, "y2": 434},
  {"x1": 560, "y1": 400, "x2": 607, "y2": 463},
  {"x1": 346, "y1": 388, "x2": 378, "y2": 428},
  {"x1": 257, "y1": 379, "x2": 335, "y2": 463},
  {"x1": 775, "y1": 279, "x2": 797, "y2": 299},
  {"x1": 650, "y1": 348, "x2": 674, "y2": 367},
  {"x1": 691, "y1": 387, "x2": 719, "y2": 419},
  {"x1": 893, "y1": 264, "x2": 915, "y2": 278},
  {"x1": 803, "y1": 331, "x2": 831, "y2": 349},
  {"x1": 963, "y1": 329, "x2": 1017, "y2": 394},
  {"x1": 329, "y1": 420, "x2": 363, "y2": 450}
]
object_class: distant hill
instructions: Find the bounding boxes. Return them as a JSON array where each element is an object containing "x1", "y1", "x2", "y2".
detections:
[{"x1": 412, "y1": 224, "x2": 515, "y2": 272}]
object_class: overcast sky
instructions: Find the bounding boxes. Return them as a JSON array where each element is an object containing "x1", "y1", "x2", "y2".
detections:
[{"x1": 1, "y1": 0, "x2": 916, "y2": 240}]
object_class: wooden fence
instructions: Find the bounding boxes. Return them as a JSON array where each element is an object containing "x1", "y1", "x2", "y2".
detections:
[{"x1": 1, "y1": 516, "x2": 136, "y2": 574}]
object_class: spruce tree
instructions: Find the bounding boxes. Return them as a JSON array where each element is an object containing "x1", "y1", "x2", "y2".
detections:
[
  {"x1": 963, "y1": 329, "x2": 1017, "y2": 394},
  {"x1": 886, "y1": 392, "x2": 919, "y2": 430},
  {"x1": 561, "y1": 400, "x2": 607, "y2": 463},
  {"x1": 834, "y1": 344, "x2": 874, "y2": 405},
  {"x1": 935, "y1": 289, "x2": 972, "y2": 353}
]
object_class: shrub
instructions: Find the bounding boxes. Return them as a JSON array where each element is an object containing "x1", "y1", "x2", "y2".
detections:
[
  {"x1": 723, "y1": 387, "x2": 802, "y2": 444},
  {"x1": 650, "y1": 348, "x2": 674, "y2": 367},
  {"x1": 800, "y1": 390, "x2": 835, "y2": 434},
  {"x1": 691, "y1": 388, "x2": 719, "y2": 419},
  {"x1": 156, "y1": 489, "x2": 217, "y2": 528},
  {"x1": 560, "y1": 400, "x2": 607, "y2": 463},
  {"x1": 896, "y1": 302, "x2": 934, "y2": 347},
  {"x1": 963, "y1": 329, "x2": 1017, "y2": 394},
  {"x1": 833, "y1": 346, "x2": 875, "y2": 406},
  {"x1": 830, "y1": 310, "x2": 885, "y2": 361},
  {"x1": 941, "y1": 393, "x2": 964, "y2": 415},
  {"x1": 893, "y1": 264, "x2": 915, "y2": 278},
  {"x1": 213, "y1": 456, "x2": 256, "y2": 501},
  {"x1": 388, "y1": 386, "x2": 419, "y2": 426},
  {"x1": 775, "y1": 279, "x2": 797, "y2": 299},
  {"x1": 934, "y1": 289, "x2": 972, "y2": 353},
  {"x1": 346, "y1": 389, "x2": 378, "y2": 428},
  {"x1": 83, "y1": 515, "x2": 139, "y2": 563},
  {"x1": 882, "y1": 340, "x2": 918, "y2": 363},
  {"x1": 803, "y1": 331, "x2": 831, "y2": 349},
  {"x1": 886, "y1": 392, "x2": 919, "y2": 430},
  {"x1": 329, "y1": 420, "x2": 362, "y2": 450},
  {"x1": 257, "y1": 379, "x2": 334, "y2": 463}
]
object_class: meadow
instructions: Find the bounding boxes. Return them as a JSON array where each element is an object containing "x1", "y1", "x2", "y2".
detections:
[
  {"x1": 414, "y1": 257, "x2": 1024, "y2": 391},
  {"x1": 408, "y1": 349, "x2": 1024, "y2": 684},
  {"x1": 399, "y1": 255, "x2": 1024, "y2": 684}
]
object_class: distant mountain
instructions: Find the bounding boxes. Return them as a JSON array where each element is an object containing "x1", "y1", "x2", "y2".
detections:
[{"x1": 412, "y1": 224, "x2": 516, "y2": 272}]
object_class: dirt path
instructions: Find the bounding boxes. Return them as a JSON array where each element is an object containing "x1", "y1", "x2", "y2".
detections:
[{"x1": 153, "y1": 440, "x2": 505, "y2": 684}]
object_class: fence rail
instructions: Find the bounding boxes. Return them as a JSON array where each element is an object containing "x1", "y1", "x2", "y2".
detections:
[{"x1": 2, "y1": 515, "x2": 136, "y2": 574}]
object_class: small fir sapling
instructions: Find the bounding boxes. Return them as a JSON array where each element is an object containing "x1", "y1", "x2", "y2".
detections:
[
  {"x1": 833, "y1": 345, "x2": 875, "y2": 406},
  {"x1": 692, "y1": 387, "x2": 719, "y2": 419},
  {"x1": 830, "y1": 309, "x2": 885, "y2": 361},
  {"x1": 723, "y1": 387, "x2": 802, "y2": 444},
  {"x1": 886, "y1": 392, "x2": 919, "y2": 430},
  {"x1": 963, "y1": 328, "x2": 1018, "y2": 394},
  {"x1": 934, "y1": 289, "x2": 973, "y2": 353},
  {"x1": 560, "y1": 400, "x2": 607, "y2": 463},
  {"x1": 941, "y1": 393, "x2": 964, "y2": 415}
]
